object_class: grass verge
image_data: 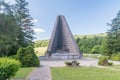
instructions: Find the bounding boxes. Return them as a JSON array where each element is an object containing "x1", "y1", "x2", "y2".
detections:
[
  {"x1": 11, "y1": 67, "x2": 35, "y2": 79},
  {"x1": 51, "y1": 67, "x2": 120, "y2": 80},
  {"x1": 83, "y1": 53, "x2": 101, "y2": 58}
]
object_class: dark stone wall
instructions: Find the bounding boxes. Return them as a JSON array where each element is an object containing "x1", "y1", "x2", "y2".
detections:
[{"x1": 46, "y1": 15, "x2": 81, "y2": 56}]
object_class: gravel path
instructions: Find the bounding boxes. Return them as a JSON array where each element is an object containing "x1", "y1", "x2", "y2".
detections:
[
  {"x1": 26, "y1": 65, "x2": 51, "y2": 80},
  {"x1": 40, "y1": 58, "x2": 99, "y2": 67},
  {"x1": 40, "y1": 58, "x2": 120, "y2": 67}
]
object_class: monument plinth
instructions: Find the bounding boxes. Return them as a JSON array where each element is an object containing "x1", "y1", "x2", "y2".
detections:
[{"x1": 46, "y1": 15, "x2": 82, "y2": 59}]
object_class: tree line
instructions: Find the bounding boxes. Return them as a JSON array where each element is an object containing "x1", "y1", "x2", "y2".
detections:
[
  {"x1": 76, "y1": 35, "x2": 106, "y2": 54},
  {"x1": 0, "y1": 0, "x2": 34, "y2": 56},
  {"x1": 34, "y1": 40, "x2": 48, "y2": 47}
]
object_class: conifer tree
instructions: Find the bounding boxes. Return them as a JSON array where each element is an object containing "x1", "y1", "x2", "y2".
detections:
[
  {"x1": 14, "y1": 0, "x2": 34, "y2": 47},
  {"x1": 0, "y1": 1, "x2": 20, "y2": 56},
  {"x1": 106, "y1": 11, "x2": 120, "y2": 56}
]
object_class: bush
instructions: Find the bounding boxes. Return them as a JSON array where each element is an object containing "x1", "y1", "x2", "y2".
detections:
[
  {"x1": 16, "y1": 45, "x2": 40, "y2": 67},
  {"x1": 9, "y1": 55, "x2": 17, "y2": 59},
  {"x1": 0, "y1": 58, "x2": 20, "y2": 80},
  {"x1": 98, "y1": 56, "x2": 113, "y2": 66}
]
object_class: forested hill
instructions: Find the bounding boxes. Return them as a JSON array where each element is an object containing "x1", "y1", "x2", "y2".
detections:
[
  {"x1": 74, "y1": 33, "x2": 107, "y2": 39},
  {"x1": 34, "y1": 33, "x2": 107, "y2": 54}
]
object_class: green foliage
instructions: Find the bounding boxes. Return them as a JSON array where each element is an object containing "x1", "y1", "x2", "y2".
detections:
[
  {"x1": 0, "y1": 14, "x2": 20, "y2": 56},
  {"x1": 0, "y1": 58, "x2": 20, "y2": 80},
  {"x1": 106, "y1": 11, "x2": 120, "y2": 56},
  {"x1": 91, "y1": 45, "x2": 100, "y2": 54},
  {"x1": 0, "y1": 0, "x2": 34, "y2": 56},
  {"x1": 74, "y1": 33, "x2": 107, "y2": 39},
  {"x1": 34, "y1": 40, "x2": 48, "y2": 47},
  {"x1": 98, "y1": 56, "x2": 113, "y2": 66},
  {"x1": 83, "y1": 54, "x2": 101, "y2": 59},
  {"x1": 77, "y1": 35, "x2": 105, "y2": 54},
  {"x1": 16, "y1": 45, "x2": 40, "y2": 67},
  {"x1": 14, "y1": 0, "x2": 34, "y2": 46},
  {"x1": 76, "y1": 37, "x2": 80, "y2": 44},
  {"x1": 111, "y1": 53, "x2": 120, "y2": 61}
]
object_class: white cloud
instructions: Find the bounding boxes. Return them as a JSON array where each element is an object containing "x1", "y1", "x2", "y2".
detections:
[{"x1": 33, "y1": 28, "x2": 45, "y2": 33}]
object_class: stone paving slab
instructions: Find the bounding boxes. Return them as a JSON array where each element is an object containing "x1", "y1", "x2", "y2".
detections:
[{"x1": 26, "y1": 66, "x2": 51, "y2": 80}]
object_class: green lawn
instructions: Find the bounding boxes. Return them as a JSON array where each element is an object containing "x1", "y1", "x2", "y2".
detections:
[
  {"x1": 83, "y1": 53, "x2": 101, "y2": 59},
  {"x1": 111, "y1": 65, "x2": 120, "y2": 69},
  {"x1": 11, "y1": 67, "x2": 35, "y2": 79},
  {"x1": 51, "y1": 67, "x2": 120, "y2": 80}
]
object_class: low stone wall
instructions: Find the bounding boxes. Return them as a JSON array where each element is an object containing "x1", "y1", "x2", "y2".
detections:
[
  {"x1": 51, "y1": 53, "x2": 80, "y2": 59},
  {"x1": 40, "y1": 53, "x2": 82, "y2": 60}
]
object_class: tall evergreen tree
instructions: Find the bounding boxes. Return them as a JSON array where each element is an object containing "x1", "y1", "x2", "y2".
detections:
[
  {"x1": 14, "y1": 0, "x2": 34, "y2": 47},
  {"x1": 0, "y1": 1, "x2": 20, "y2": 56},
  {"x1": 106, "y1": 11, "x2": 120, "y2": 56},
  {"x1": 0, "y1": 0, "x2": 34, "y2": 56}
]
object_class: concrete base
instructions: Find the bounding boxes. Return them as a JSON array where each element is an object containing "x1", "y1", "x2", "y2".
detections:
[
  {"x1": 51, "y1": 53, "x2": 81, "y2": 59},
  {"x1": 40, "y1": 53, "x2": 82, "y2": 60}
]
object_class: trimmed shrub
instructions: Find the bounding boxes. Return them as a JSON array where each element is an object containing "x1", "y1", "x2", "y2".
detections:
[
  {"x1": 16, "y1": 45, "x2": 40, "y2": 67},
  {"x1": 0, "y1": 58, "x2": 20, "y2": 80},
  {"x1": 98, "y1": 56, "x2": 113, "y2": 66}
]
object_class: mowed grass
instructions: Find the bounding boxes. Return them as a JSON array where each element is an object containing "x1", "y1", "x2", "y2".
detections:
[
  {"x1": 34, "y1": 47, "x2": 47, "y2": 57},
  {"x1": 12, "y1": 67, "x2": 34, "y2": 79},
  {"x1": 107, "y1": 65, "x2": 120, "y2": 69},
  {"x1": 83, "y1": 53, "x2": 101, "y2": 59},
  {"x1": 51, "y1": 67, "x2": 120, "y2": 80}
]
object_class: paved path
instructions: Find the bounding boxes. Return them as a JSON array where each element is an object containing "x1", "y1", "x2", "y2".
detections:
[
  {"x1": 26, "y1": 66, "x2": 51, "y2": 80},
  {"x1": 40, "y1": 58, "x2": 120, "y2": 67},
  {"x1": 40, "y1": 58, "x2": 99, "y2": 67}
]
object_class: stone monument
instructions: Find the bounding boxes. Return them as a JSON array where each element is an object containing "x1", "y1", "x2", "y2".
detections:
[{"x1": 46, "y1": 15, "x2": 82, "y2": 59}]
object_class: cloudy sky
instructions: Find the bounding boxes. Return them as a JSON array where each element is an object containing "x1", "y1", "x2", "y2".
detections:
[{"x1": 5, "y1": 0, "x2": 120, "y2": 40}]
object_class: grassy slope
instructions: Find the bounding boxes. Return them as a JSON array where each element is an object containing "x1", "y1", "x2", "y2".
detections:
[
  {"x1": 74, "y1": 33, "x2": 107, "y2": 39},
  {"x1": 34, "y1": 47, "x2": 47, "y2": 57},
  {"x1": 51, "y1": 67, "x2": 120, "y2": 80},
  {"x1": 12, "y1": 67, "x2": 34, "y2": 79}
]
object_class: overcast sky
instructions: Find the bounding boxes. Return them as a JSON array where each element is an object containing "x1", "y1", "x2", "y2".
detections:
[{"x1": 5, "y1": 0, "x2": 120, "y2": 40}]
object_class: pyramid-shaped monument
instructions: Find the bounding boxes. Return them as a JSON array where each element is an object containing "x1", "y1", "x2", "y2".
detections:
[{"x1": 46, "y1": 15, "x2": 82, "y2": 59}]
